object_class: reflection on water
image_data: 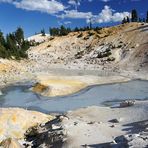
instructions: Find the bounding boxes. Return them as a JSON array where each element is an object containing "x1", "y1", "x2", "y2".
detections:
[{"x1": 0, "y1": 80, "x2": 148, "y2": 113}]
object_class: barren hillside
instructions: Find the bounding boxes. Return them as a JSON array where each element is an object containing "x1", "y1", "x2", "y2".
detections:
[{"x1": 27, "y1": 23, "x2": 148, "y2": 72}]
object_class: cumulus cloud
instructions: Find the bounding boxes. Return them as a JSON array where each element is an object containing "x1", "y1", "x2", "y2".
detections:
[
  {"x1": 0, "y1": 0, "x2": 65, "y2": 14},
  {"x1": 58, "y1": 5, "x2": 130, "y2": 24},
  {"x1": 0, "y1": 1, "x2": 130, "y2": 24},
  {"x1": 92, "y1": 5, "x2": 130, "y2": 23}
]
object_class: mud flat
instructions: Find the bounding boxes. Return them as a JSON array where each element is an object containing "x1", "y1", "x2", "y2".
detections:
[{"x1": 62, "y1": 100, "x2": 148, "y2": 147}]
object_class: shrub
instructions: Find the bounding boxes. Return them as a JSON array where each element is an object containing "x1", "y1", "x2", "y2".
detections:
[
  {"x1": 88, "y1": 31, "x2": 95, "y2": 36},
  {"x1": 77, "y1": 33, "x2": 83, "y2": 38}
]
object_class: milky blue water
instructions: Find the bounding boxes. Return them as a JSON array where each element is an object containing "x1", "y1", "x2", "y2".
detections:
[{"x1": 0, "y1": 80, "x2": 148, "y2": 113}]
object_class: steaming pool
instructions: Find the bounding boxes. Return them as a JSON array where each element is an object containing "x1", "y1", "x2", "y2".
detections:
[{"x1": 0, "y1": 80, "x2": 148, "y2": 113}]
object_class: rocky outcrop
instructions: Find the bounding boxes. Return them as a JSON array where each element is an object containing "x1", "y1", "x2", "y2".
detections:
[
  {"x1": 32, "y1": 82, "x2": 49, "y2": 94},
  {"x1": 24, "y1": 115, "x2": 67, "y2": 148},
  {"x1": 0, "y1": 108, "x2": 53, "y2": 143},
  {"x1": 114, "y1": 125, "x2": 148, "y2": 148},
  {"x1": 120, "y1": 100, "x2": 135, "y2": 107}
]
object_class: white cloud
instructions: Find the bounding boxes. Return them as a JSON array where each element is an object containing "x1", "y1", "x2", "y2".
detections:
[
  {"x1": 0, "y1": 1, "x2": 130, "y2": 24},
  {"x1": 64, "y1": 21, "x2": 72, "y2": 25},
  {"x1": 101, "y1": 0, "x2": 110, "y2": 2},
  {"x1": 58, "y1": 5, "x2": 130, "y2": 24},
  {"x1": 0, "y1": 0, "x2": 65, "y2": 14},
  {"x1": 68, "y1": 0, "x2": 78, "y2": 5},
  {"x1": 68, "y1": 0, "x2": 81, "y2": 9},
  {"x1": 92, "y1": 5, "x2": 130, "y2": 23},
  {"x1": 0, "y1": 0, "x2": 12, "y2": 2},
  {"x1": 88, "y1": 0, "x2": 110, "y2": 2},
  {"x1": 58, "y1": 10, "x2": 93, "y2": 19}
]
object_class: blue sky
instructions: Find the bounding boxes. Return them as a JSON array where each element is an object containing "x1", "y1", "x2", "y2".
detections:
[{"x1": 0, "y1": 0, "x2": 147, "y2": 37}]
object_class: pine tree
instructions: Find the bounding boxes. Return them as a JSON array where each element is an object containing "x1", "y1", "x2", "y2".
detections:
[
  {"x1": 67, "y1": 27, "x2": 71, "y2": 33},
  {"x1": 74, "y1": 27, "x2": 79, "y2": 32},
  {"x1": 89, "y1": 18, "x2": 92, "y2": 29},
  {"x1": 0, "y1": 30, "x2": 5, "y2": 46},
  {"x1": 139, "y1": 18, "x2": 142, "y2": 22},
  {"x1": 49, "y1": 27, "x2": 60, "y2": 36},
  {"x1": 15, "y1": 27, "x2": 24, "y2": 47},
  {"x1": 41, "y1": 29, "x2": 45, "y2": 36},
  {"x1": 6, "y1": 33, "x2": 17, "y2": 52},
  {"x1": 60, "y1": 25, "x2": 68, "y2": 36},
  {"x1": 122, "y1": 17, "x2": 127, "y2": 24},
  {"x1": 131, "y1": 9, "x2": 138, "y2": 22},
  {"x1": 146, "y1": 11, "x2": 148, "y2": 23},
  {"x1": 126, "y1": 16, "x2": 130, "y2": 23},
  {"x1": 143, "y1": 18, "x2": 146, "y2": 23},
  {"x1": 0, "y1": 43, "x2": 7, "y2": 58}
]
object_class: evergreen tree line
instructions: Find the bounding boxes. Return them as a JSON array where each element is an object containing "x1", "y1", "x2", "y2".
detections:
[
  {"x1": 49, "y1": 25, "x2": 102, "y2": 36},
  {"x1": 49, "y1": 25, "x2": 72, "y2": 36},
  {"x1": 122, "y1": 9, "x2": 148, "y2": 24},
  {"x1": 0, "y1": 27, "x2": 30, "y2": 59}
]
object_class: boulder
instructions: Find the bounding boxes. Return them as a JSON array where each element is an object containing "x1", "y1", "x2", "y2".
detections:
[
  {"x1": 120, "y1": 100, "x2": 135, "y2": 108},
  {"x1": 108, "y1": 118, "x2": 120, "y2": 123}
]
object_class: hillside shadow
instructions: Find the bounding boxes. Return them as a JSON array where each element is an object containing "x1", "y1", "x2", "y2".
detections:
[
  {"x1": 126, "y1": 24, "x2": 148, "y2": 32},
  {"x1": 141, "y1": 28, "x2": 148, "y2": 32},
  {"x1": 138, "y1": 25, "x2": 148, "y2": 30},
  {"x1": 82, "y1": 142, "x2": 128, "y2": 148},
  {"x1": 122, "y1": 119, "x2": 148, "y2": 134}
]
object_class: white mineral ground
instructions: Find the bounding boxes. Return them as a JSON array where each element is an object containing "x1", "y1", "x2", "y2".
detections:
[{"x1": 62, "y1": 100, "x2": 148, "y2": 147}]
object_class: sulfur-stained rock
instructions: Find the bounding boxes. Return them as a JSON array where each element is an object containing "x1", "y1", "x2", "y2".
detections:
[
  {"x1": 0, "y1": 108, "x2": 53, "y2": 143},
  {"x1": 32, "y1": 82, "x2": 49, "y2": 94},
  {"x1": 31, "y1": 75, "x2": 87, "y2": 97}
]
